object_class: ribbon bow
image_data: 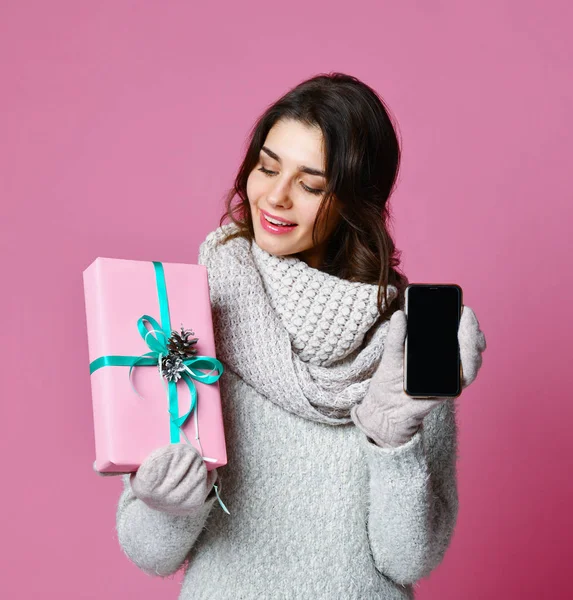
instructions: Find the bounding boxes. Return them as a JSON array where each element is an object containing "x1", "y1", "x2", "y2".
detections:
[{"x1": 89, "y1": 261, "x2": 228, "y2": 514}]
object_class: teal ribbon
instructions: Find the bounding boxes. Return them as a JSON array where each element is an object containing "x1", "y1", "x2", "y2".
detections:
[{"x1": 89, "y1": 261, "x2": 229, "y2": 514}]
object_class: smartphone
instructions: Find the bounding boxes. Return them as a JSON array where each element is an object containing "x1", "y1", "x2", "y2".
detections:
[{"x1": 404, "y1": 284, "x2": 463, "y2": 398}]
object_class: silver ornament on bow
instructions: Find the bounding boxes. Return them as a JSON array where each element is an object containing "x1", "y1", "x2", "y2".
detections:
[
  {"x1": 160, "y1": 354, "x2": 186, "y2": 382},
  {"x1": 159, "y1": 325, "x2": 200, "y2": 382}
]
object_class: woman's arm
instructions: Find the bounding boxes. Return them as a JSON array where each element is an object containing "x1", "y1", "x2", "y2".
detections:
[
  {"x1": 116, "y1": 473, "x2": 220, "y2": 577},
  {"x1": 358, "y1": 398, "x2": 459, "y2": 586},
  {"x1": 114, "y1": 228, "x2": 227, "y2": 577}
]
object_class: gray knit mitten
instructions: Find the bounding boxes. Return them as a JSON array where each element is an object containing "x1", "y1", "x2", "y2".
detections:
[
  {"x1": 351, "y1": 305, "x2": 486, "y2": 448},
  {"x1": 93, "y1": 443, "x2": 219, "y2": 516}
]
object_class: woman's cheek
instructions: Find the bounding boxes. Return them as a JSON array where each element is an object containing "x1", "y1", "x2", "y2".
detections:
[
  {"x1": 299, "y1": 203, "x2": 320, "y2": 228},
  {"x1": 246, "y1": 176, "x2": 256, "y2": 207}
]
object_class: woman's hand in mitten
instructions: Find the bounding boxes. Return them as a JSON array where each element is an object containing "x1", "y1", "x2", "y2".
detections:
[
  {"x1": 457, "y1": 304, "x2": 487, "y2": 388},
  {"x1": 350, "y1": 305, "x2": 486, "y2": 448},
  {"x1": 94, "y1": 443, "x2": 218, "y2": 516},
  {"x1": 129, "y1": 443, "x2": 219, "y2": 516}
]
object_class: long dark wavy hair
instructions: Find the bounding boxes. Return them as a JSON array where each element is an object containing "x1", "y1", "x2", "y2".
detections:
[{"x1": 216, "y1": 71, "x2": 409, "y2": 319}]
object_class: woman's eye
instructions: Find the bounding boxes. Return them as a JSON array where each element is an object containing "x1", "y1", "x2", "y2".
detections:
[
  {"x1": 258, "y1": 167, "x2": 324, "y2": 196},
  {"x1": 301, "y1": 183, "x2": 324, "y2": 196},
  {"x1": 258, "y1": 166, "x2": 276, "y2": 176}
]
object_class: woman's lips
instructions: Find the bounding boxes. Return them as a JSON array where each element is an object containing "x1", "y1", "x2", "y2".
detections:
[
  {"x1": 261, "y1": 209, "x2": 297, "y2": 225},
  {"x1": 259, "y1": 211, "x2": 298, "y2": 235}
]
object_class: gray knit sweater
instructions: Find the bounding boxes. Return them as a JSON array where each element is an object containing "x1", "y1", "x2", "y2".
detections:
[{"x1": 115, "y1": 224, "x2": 459, "y2": 599}]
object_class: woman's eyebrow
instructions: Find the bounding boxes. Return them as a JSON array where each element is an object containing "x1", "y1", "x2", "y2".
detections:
[{"x1": 261, "y1": 146, "x2": 326, "y2": 178}]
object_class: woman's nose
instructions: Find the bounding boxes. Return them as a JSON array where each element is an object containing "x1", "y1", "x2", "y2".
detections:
[{"x1": 267, "y1": 179, "x2": 292, "y2": 208}]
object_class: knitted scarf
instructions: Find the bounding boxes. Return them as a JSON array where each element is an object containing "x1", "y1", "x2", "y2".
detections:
[{"x1": 198, "y1": 223, "x2": 401, "y2": 426}]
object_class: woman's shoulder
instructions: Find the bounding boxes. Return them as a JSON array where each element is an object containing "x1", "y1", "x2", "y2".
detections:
[{"x1": 197, "y1": 222, "x2": 246, "y2": 267}]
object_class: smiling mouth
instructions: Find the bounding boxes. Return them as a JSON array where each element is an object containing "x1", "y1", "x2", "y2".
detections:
[
  {"x1": 262, "y1": 213, "x2": 297, "y2": 227},
  {"x1": 259, "y1": 210, "x2": 298, "y2": 234}
]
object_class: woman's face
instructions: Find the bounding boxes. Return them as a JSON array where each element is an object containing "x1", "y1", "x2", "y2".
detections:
[{"x1": 246, "y1": 119, "x2": 342, "y2": 268}]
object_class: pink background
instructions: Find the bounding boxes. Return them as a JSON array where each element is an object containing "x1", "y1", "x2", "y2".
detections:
[{"x1": 1, "y1": 1, "x2": 571, "y2": 598}]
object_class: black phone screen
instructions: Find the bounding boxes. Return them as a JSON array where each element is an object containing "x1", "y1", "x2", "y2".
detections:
[{"x1": 404, "y1": 285, "x2": 462, "y2": 397}]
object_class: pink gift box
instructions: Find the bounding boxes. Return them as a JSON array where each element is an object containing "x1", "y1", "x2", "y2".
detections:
[{"x1": 83, "y1": 257, "x2": 227, "y2": 473}]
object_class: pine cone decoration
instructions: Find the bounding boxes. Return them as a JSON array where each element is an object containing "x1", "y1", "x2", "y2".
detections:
[
  {"x1": 160, "y1": 354, "x2": 185, "y2": 382},
  {"x1": 167, "y1": 325, "x2": 198, "y2": 358}
]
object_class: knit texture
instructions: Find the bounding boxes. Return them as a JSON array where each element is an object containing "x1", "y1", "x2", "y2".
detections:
[
  {"x1": 250, "y1": 240, "x2": 389, "y2": 367},
  {"x1": 115, "y1": 223, "x2": 459, "y2": 599},
  {"x1": 196, "y1": 224, "x2": 400, "y2": 423}
]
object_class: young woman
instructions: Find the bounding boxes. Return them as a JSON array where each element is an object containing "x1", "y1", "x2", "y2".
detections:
[{"x1": 100, "y1": 72, "x2": 487, "y2": 599}]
